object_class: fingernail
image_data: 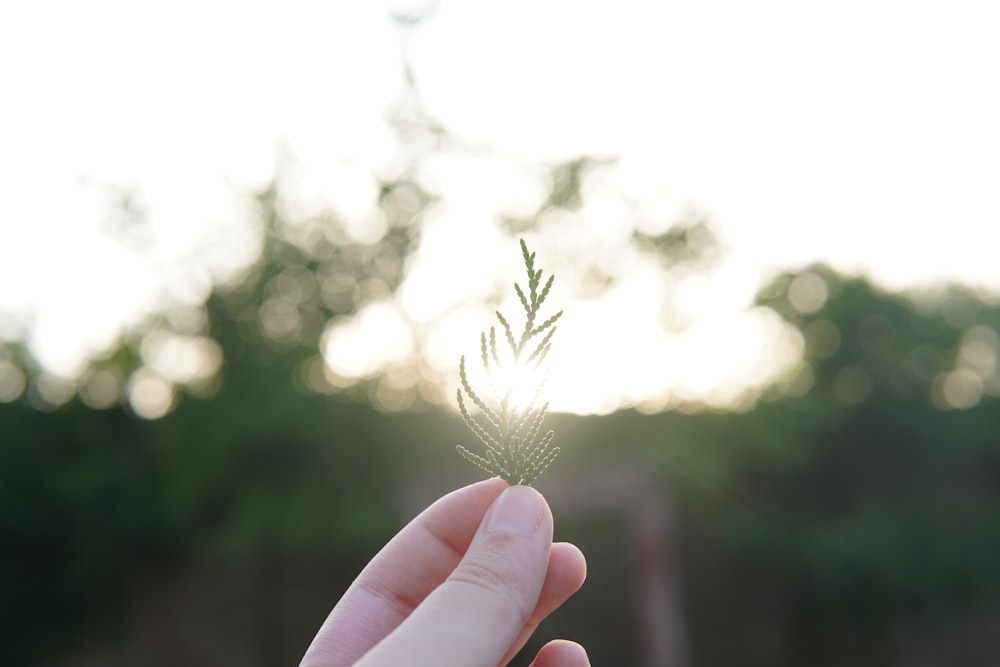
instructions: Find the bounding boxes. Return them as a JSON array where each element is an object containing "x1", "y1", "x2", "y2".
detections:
[{"x1": 485, "y1": 485, "x2": 543, "y2": 535}]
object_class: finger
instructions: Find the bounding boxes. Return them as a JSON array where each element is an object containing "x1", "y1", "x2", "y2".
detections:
[
  {"x1": 354, "y1": 485, "x2": 554, "y2": 667},
  {"x1": 498, "y1": 542, "x2": 587, "y2": 666},
  {"x1": 528, "y1": 640, "x2": 591, "y2": 667},
  {"x1": 300, "y1": 477, "x2": 508, "y2": 667},
  {"x1": 534, "y1": 543, "x2": 587, "y2": 625}
]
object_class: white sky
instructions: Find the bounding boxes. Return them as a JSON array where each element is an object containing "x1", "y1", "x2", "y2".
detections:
[{"x1": 2, "y1": 0, "x2": 999, "y2": 413}]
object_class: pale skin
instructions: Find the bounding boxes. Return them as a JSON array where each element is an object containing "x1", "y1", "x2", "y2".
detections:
[{"x1": 299, "y1": 478, "x2": 589, "y2": 667}]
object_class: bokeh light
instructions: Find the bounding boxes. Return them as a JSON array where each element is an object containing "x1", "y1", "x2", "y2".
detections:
[
  {"x1": 786, "y1": 272, "x2": 828, "y2": 315},
  {"x1": 0, "y1": 360, "x2": 26, "y2": 403},
  {"x1": 126, "y1": 368, "x2": 175, "y2": 420},
  {"x1": 79, "y1": 368, "x2": 124, "y2": 410},
  {"x1": 322, "y1": 301, "x2": 414, "y2": 380},
  {"x1": 140, "y1": 332, "x2": 222, "y2": 386}
]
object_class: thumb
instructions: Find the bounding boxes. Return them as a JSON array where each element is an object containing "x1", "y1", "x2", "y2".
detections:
[{"x1": 356, "y1": 484, "x2": 553, "y2": 667}]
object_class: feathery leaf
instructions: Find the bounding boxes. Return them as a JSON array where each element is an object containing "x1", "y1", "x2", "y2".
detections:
[{"x1": 456, "y1": 239, "x2": 563, "y2": 485}]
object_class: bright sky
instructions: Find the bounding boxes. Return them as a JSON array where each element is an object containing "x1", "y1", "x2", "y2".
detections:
[{"x1": 2, "y1": 0, "x2": 999, "y2": 414}]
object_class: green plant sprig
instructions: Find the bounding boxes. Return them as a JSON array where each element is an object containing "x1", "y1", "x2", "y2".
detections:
[{"x1": 457, "y1": 239, "x2": 563, "y2": 485}]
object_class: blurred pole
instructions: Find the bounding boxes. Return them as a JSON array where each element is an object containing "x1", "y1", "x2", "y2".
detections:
[
  {"x1": 631, "y1": 478, "x2": 690, "y2": 667},
  {"x1": 538, "y1": 452, "x2": 691, "y2": 667}
]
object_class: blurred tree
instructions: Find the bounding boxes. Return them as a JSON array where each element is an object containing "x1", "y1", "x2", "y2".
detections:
[
  {"x1": 1, "y1": 12, "x2": 997, "y2": 665},
  {"x1": 4, "y1": 202, "x2": 1000, "y2": 666},
  {"x1": 645, "y1": 268, "x2": 1000, "y2": 664},
  {"x1": 751, "y1": 269, "x2": 1000, "y2": 619}
]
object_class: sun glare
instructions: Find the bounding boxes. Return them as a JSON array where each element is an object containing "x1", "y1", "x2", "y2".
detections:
[
  {"x1": 5, "y1": 2, "x2": 1000, "y2": 417},
  {"x1": 478, "y1": 351, "x2": 550, "y2": 416}
]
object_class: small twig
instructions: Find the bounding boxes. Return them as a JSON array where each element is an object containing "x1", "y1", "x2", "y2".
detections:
[{"x1": 456, "y1": 239, "x2": 562, "y2": 485}]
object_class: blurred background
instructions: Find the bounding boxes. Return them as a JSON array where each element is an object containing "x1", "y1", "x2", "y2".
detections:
[{"x1": 2, "y1": 1, "x2": 1000, "y2": 665}]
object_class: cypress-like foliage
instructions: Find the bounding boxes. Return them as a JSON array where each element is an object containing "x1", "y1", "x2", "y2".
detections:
[{"x1": 457, "y1": 239, "x2": 563, "y2": 485}]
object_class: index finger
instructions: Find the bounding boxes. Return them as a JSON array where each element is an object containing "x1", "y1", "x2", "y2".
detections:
[{"x1": 300, "y1": 477, "x2": 509, "y2": 667}]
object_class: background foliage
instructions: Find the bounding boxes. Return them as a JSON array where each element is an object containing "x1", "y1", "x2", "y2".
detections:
[{"x1": 2, "y1": 64, "x2": 999, "y2": 667}]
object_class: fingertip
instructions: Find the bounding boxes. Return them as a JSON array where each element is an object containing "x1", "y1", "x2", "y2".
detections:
[
  {"x1": 484, "y1": 484, "x2": 553, "y2": 536},
  {"x1": 551, "y1": 541, "x2": 587, "y2": 587},
  {"x1": 530, "y1": 639, "x2": 590, "y2": 667}
]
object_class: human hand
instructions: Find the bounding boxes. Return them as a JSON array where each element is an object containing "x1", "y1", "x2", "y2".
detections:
[{"x1": 299, "y1": 478, "x2": 588, "y2": 667}]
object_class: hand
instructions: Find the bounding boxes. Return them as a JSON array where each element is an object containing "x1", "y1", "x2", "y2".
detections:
[{"x1": 299, "y1": 478, "x2": 589, "y2": 667}]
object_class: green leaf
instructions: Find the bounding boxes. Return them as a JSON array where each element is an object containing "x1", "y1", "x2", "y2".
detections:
[{"x1": 456, "y1": 240, "x2": 562, "y2": 485}]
